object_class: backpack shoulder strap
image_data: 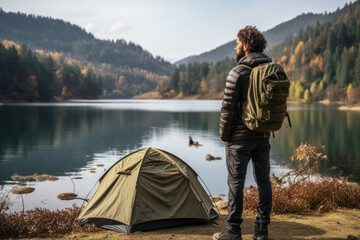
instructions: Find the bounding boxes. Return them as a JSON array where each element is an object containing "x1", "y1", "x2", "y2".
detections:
[{"x1": 239, "y1": 64, "x2": 253, "y2": 70}]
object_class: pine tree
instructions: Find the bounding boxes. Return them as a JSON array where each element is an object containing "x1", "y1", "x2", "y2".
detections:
[
  {"x1": 335, "y1": 49, "x2": 350, "y2": 88},
  {"x1": 326, "y1": 29, "x2": 336, "y2": 53},
  {"x1": 354, "y1": 47, "x2": 360, "y2": 86},
  {"x1": 170, "y1": 67, "x2": 180, "y2": 92},
  {"x1": 310, "y1": 82, "x2": 317, "y2": 94},
  {"x1": 304, "y1": 89, "x2": 310, "y2": 102},
  {"x1": 324, "y1": 30, "x2": 336, "y2": 84}
]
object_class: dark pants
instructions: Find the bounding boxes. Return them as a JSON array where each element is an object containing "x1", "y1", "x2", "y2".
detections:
[{"x1": 226, "y1": 138, "x2": 272, "y2": 232}]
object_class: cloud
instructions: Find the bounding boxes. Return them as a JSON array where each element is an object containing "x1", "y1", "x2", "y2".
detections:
[
  {"x1": 109, "y1": 22, "x2": 127, "y2": 33},
  {"x1": 85, "y1": 23, "x2": 95, "y2": 33}
]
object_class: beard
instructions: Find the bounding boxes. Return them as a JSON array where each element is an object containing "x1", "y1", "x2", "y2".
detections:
[{"x1": 235, "y1": 49, "x2": 245, "y2": 63}]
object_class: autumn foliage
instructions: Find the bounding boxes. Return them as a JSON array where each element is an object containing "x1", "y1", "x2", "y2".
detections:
[
  {"x1": 243, "y1": 177, "x2": 360, "y2": 214},
  {"x1": 0, "y1": 204, "x2": 96, "y2": 238},
  {"x1": 243, "y1": 143, "x2": 360, "y2": 213}
]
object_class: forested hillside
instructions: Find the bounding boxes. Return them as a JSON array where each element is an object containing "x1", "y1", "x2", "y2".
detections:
[
  {"x1": 268, "y1": 1, "x2": 360, "y2": 102},
  {"x1": 162, "y1": 1, "x2": 360, "y2": 102},
  {"x1": 0, "y1": 9, "x2": 172, "y2": 99},
  {"x1": 157, "y1": 58, "x2": 235, "y2": 99},
  {"x1": 0, "y1": 41, "x2": 102, "y2": 101},
  {"x1": 175, "y1": 13, "x2": 327, "y2": 65}
]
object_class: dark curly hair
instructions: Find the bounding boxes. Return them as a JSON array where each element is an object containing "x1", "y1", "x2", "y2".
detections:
[{"x1": 237, "y1": 26, "x2": 267, "y2": 53}]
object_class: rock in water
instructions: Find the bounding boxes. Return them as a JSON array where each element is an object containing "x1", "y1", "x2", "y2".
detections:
[
  {"x1": 206, "y1": 154, "x2": 222, "y2": 161},
  {"x1": 12, "y1": 187, "x2": 35, "y2": 194},
  {"x1": 57, "y1": 193, "x2": 78, "y2": 200}
]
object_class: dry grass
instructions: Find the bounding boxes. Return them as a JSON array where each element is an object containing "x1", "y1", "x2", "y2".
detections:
[
  {"x1": 0, "y1": 191, "x2": 11, "y2": 212},
  {"x1": 11, "y1": 173, "x2": 59, "y2": 182},
  {"x1": 0, "y1": 204, "x2": 96, "y2": 238},
  {"x1": 243, "y1": 178, "x2": 360, "y2": 213},
  {"x1": 132, "y1": 91, "x2": 161, "y2": 99},
  {"x1": 12, "y1": 187, "x2": 35, "y2": 195},
  {"x1": 33, "y1": 174, "x2": 59, "y2": 181}
]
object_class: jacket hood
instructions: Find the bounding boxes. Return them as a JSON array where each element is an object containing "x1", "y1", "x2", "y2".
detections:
[{"x1": 238, "y1": 52, "x2": 272, "y2": 67}]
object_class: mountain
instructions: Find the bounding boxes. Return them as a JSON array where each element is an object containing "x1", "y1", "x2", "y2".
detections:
[
  {"x1": 268, "y1": 1, "x2": 360, "y2": 102},
  {"x1": 175, "y1": 12, "x2": 330, "y2": 65},
  {"x1": 0, "y1": 9, "x2": 173, "y2": 98},
  {"x1": 162, "y1": 1, "x2": 360, "y2": 103}
]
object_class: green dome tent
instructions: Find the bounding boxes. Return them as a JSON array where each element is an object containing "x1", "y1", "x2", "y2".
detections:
[{"x1": 78, "y1": 147, "x2": 218, "y2": 234}]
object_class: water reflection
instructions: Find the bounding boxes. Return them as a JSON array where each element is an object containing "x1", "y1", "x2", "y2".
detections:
[
  {"x1": 273, "y1": 104, "x2": 360, "y2": 181},
  {"x1": 0, "y1": 101, "x2": 359, "y2": 212},
  {"x1": 0, "y1": 106, "x2": 175, "y2": 182}
]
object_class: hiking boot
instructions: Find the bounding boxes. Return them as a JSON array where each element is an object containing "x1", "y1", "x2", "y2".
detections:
[
  {"x1": 253, "y1": 223, "x2": 268, "y2": 240},
  {"x1": 253, "y1": 235, "x2": 268, "y2": 240},
  {"x1": 213, "y1": 227, "x2": 242, "y2": 240}
]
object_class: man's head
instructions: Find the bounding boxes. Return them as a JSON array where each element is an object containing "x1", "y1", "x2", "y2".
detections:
[{"x1": 235, "y1": 26, "x2": 267, "y2": 62}]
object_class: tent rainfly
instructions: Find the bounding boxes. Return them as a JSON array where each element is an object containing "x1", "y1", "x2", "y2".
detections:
[{"x1": 78, "y1": 147, "x2": 218, "y2": 234}]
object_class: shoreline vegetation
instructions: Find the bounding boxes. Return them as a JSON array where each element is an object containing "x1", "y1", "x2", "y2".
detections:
[
  {"x1": 1, "y1": 143, "x2": 360, "y2": 239},
  {"x1": 1, "y1": 177, "x2": 359, "y2": 239},
  {"x1": 132, "y1": 91, "x2": 360, "y2": 111},
  {"x1": 2, "y1": 94, "x2": 360, "y2": 112}
]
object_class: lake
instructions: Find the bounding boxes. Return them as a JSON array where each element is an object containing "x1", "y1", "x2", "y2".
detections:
[{"x1": 0, "y1": 100, "x2": 359, "y2": 212}]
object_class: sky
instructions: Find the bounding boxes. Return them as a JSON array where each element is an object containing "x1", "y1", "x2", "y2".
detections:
[{"x1": 0, "y1": 0, "x2": 352, "y2": 63}]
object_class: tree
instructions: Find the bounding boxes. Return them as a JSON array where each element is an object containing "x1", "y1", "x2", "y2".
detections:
[
  {"x1": 294, "y1": 81, "x2": 304, "y2": 99},
  {"x1": 295, "y1": 50, "x2": 303, "y2": 68},
  {"x1": 41, "y1": 55, "x2": 58, "y2": 99},
  {"x1": 335, "y1": 48, "x2": 350, "y2": 88},
  {"x1": 326, "y1": 29, "x2": 336, "y2": 53},
  {"x1": 0, "y1": 42, "x2": 102, "y2": 100},
  {"x1": 170, "y1": 67, "x2": 180, "y2": 92},
  {"x1": 304, "y1": 89, "x2": 310, "y2": 102},
  {"x1": 354, "y1": 48, "x2": 360, "y2": 86},
  {"x1": 324, "y1": 48, "x2": 335, "y2": 84},
  {"x1": 310, "y1": 82, "x2": 317, "y2": 94},
  {"x1": 347, "y1": 83, "x2": 353, "y2": 103}
]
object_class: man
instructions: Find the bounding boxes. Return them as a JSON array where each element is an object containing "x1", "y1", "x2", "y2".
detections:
[{"x1": 213, "y1": 26, "x2": 272, "y2": 240}]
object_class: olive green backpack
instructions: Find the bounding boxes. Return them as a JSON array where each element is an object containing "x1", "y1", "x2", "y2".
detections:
[{"x1": 240, "y1": 62, "x2": 291, "y2": 133}]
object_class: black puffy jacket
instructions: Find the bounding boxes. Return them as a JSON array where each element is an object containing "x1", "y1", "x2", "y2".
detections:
[{"x1": 219, "y1": 52, "x2": 272, "y2": 142}]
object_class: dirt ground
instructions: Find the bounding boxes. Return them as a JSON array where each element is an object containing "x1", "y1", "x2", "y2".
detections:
[{"x1": 30, "y1": 209, "x2": 360, "y2": 240}]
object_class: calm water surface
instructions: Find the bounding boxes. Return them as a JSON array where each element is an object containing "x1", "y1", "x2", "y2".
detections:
[{"x1": 0, "y1": 100, "x2": 359, "y2": 212}]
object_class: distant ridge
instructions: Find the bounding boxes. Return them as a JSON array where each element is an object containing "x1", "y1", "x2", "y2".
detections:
[
  {"x1": 175, "y1": 12, "x2": 327, "y2": 65},
  {"x1": 163, "y1": 1, "x2": 360, "y2": 103},
  {"x1": 0, "y1": 9, "x2": 173, "y2": 98},
  {"x1": 0, "y1": 9, "x2": 172, "y2": 75}
]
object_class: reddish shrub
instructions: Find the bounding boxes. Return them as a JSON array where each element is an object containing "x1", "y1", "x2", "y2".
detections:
[
  {"x1": 244, "y1": 178, "x2": 360, "y2": 213},
  {"x1": 0, "y1": 204, "x2": 96, "y2": 238}
]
